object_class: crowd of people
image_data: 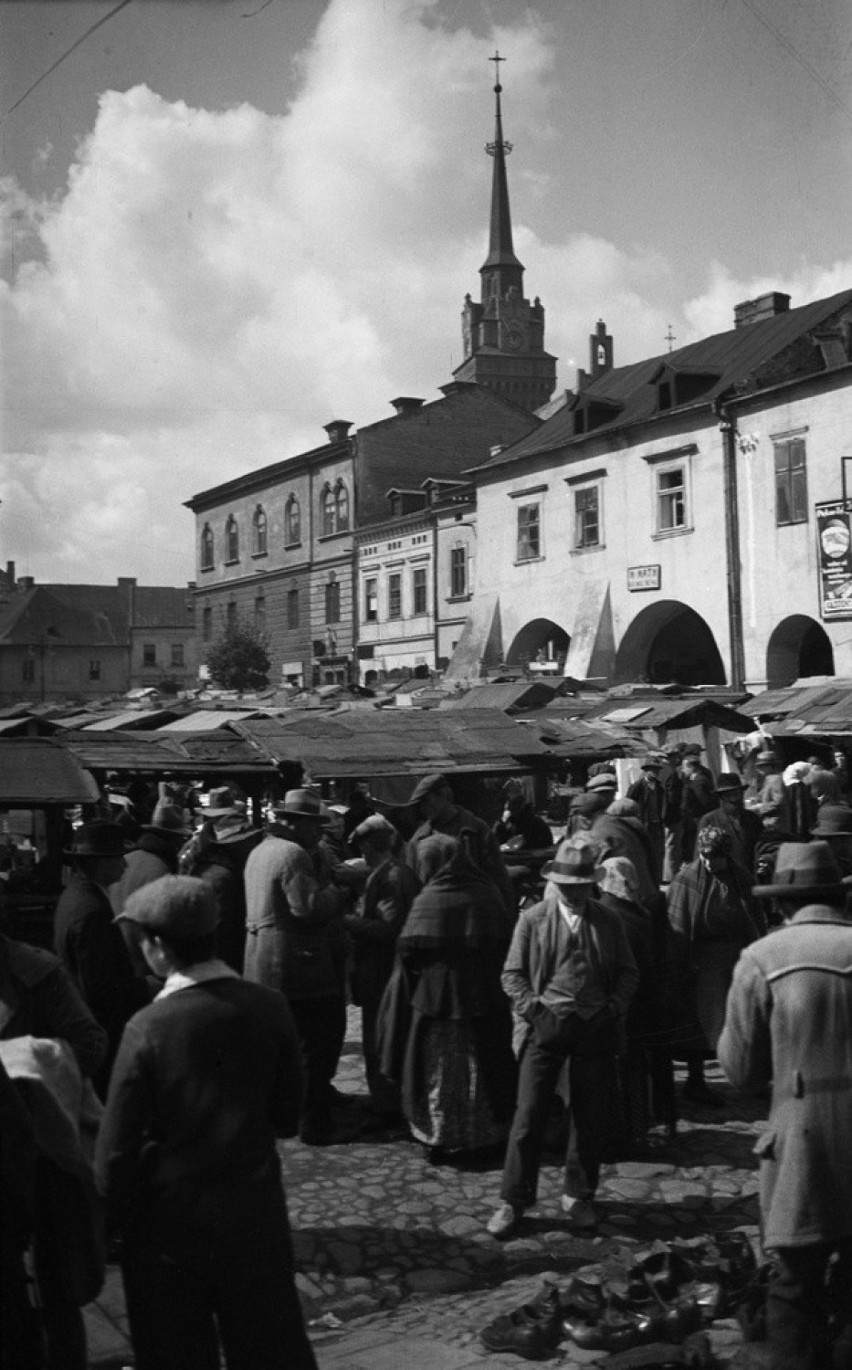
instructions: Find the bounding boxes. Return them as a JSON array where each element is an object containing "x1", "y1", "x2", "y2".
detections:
[{"x1": 1, "y1": 740, "x2": 850, "y2": 1370}]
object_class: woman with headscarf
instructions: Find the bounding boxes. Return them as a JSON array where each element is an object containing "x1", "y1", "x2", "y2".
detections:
[
  {"x1": 666, "y1": 826, "x2": 763, "y2": 1104},
  {"x1": 597, "y1": 857, "x2": 671, "y2": 1150},
  {"x1": 379, "y1": 833, "x2": 516, "y2": 1162}
]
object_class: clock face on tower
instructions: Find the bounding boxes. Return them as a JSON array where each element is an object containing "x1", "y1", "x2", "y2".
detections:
[{"x1": 504, "y1": 327, "x2": 525, "y2": 352}]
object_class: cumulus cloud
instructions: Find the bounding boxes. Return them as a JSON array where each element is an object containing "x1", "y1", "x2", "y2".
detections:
[{"x1": 2, "y1": 0, "x2": 848, "y2": 585}]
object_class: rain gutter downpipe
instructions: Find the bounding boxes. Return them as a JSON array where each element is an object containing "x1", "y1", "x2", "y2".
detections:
[{"x1": 714, "y1": 397, "x2": 746, "y2": 691}]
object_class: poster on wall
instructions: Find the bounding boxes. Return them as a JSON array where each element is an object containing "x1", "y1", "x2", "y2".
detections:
[{"x1": 816, "y1": 500, "x2": 852, "y2": 620}]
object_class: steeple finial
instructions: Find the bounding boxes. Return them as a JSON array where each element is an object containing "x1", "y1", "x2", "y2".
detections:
[{"x1": 482, "y1": 51, "x2": 523, "y2": 275}]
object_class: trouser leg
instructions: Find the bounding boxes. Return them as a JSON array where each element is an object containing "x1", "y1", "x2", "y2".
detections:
[
  {"x1": 500, "y1": 1036, "x2": 567, "y2": 1210},
  {"x1": 213, "y1": 1240, "x2": 319, "y2": 1370},
  {"x1": 565, "y1": 1053, "x2": 615, "y2": 1199},
  {"x1": 121, "y1": 1244, "x2": 219, "y2": 1370},
  {"x1": 290, "y1": 995, "x2": 347, "y2": 1135},
  {"x1": 663, "y1": 823, "x2": 683, "y2": 882},
  {"x1": 766, "y1": 1243, "x2": 832, "y2": 1370}
]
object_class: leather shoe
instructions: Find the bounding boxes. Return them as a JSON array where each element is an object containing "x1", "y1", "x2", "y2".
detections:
[
  {"x1": 486, "y1": 1202, "x2": 523, "y2": 1239},
  {"x1": 561, "y1": 1195, "x2": 597, "y2": 1229},
  {"x1": 480, "y1": 1283, "x2": 563, "y2": 1355}
]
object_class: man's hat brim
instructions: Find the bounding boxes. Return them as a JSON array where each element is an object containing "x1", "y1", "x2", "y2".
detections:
[{"x1": 753, "y1": 876, "x2": 852, "y2": 899}]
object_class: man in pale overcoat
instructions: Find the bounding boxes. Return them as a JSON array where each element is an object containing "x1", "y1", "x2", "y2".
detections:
[{"x1": 717, "y1": 841, "x2": 852, "y2": 1370}]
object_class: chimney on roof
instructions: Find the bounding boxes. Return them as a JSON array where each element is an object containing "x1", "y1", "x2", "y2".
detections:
[
  {"x1": 323, "y1": 419, "x2": 353, "y2": 444},
  {"x1": 390, "y1": 396, "x2": 424, "y2": 416},
  {"x1": 18, "y1": 575, "x2": 34, "y2": 592},
  {"x1": 733, "y1": 292, "x2": 791, "y2": 329},
  {"x1": 5, "y1": 562, "x2": 14, "y2": 583}
]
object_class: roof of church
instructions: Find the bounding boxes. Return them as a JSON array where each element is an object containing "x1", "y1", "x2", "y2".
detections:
[
  {"x1": 482, "y1": 77, "x2": 524, "y2": 274},
  {"x1": 473, "y1": 287, "x2": 852, "y2": 471}
]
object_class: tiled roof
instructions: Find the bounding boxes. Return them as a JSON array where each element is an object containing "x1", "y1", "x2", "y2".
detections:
[
  {"x1": 0, "y1": 583, "x2": 194, "y2": 646},
  {"x1": 355, "y1": 386, "x2": 540, "y2": 525},
  {"x1": 474, "y1": 289, "x2": 852, "y2": 471}
]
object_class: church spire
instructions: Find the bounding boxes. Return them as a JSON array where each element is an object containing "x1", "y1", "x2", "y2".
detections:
[
  {"x1": 452, "y1": 52, "x2": 556, "y2": 412},
  {"x1": 482, "y1": 52, "x2": 524, "y2": 279}
]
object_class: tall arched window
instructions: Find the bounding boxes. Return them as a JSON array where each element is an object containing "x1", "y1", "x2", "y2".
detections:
[
  {"x1": 285, "y1": 494, "x2": 300, "y2": 546},
  {"x1": 335, "y1": 481, "x2": 349, "y2": 532},
  {"x1": 321, "y1": 485, "x2": 335, "y2": 536},
  {"x1": 200, "y1": 523, "x2": 214, "y2": 571},
  {"x1": 225, "y1": 515, "x2": 239, "y2": 563},
  {"x1": 252, "y1": 505, "x2": 267, "y2": 556},
  {"x1": 325, "y1": 573, "x2": 340, "y2": 624}
]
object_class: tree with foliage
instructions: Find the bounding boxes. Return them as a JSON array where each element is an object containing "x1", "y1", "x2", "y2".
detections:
[{"x1": 206, "y1": 618, "x2": 270, "y2": 692}]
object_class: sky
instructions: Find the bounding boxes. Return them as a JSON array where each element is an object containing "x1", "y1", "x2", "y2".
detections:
[{"x1": 2, "y1": 0, "x2": 851, "y2": 586}]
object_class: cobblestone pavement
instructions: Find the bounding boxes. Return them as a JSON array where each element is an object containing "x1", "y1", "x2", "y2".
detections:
[{"x1": 86, "y1": 1007, "x2": 765, "y2": 1367}]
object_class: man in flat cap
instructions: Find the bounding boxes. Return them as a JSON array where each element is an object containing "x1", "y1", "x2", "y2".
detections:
[
  {"x1": 405, "y1": 773, "x2": 515, "y2": 916},
  {"x1": 97, "y1": 876, "x2": 318, "y2": 1370},
  {"x1": 718, "y1": 843, "x2": 852, "y2": 1370}
]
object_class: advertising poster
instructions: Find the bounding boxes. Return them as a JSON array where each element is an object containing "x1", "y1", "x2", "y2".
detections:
[{"x1": 817, "y1": 501, "x2": 852, "y2": 619}]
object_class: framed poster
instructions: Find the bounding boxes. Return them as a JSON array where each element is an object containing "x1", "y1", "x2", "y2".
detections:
[{"x1": 816, "y1": 500, "x2": 852, "y2": 619}]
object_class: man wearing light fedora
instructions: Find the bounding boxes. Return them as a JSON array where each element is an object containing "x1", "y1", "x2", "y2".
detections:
[
  {"x1": 243, "y1": 789, "x2": 353, "y2": 1146},
  {"x1": 810, "y1": 803, "x2": 852, "y2": 878},
  {"x1": 180, "y1": 791, "x2": 261, "y2": 971},
  {"x1": 718, "y1": 842, "x2": 852, "y2": 1370},
  {"x1": 487, "y1": 840, "x2": 638, "y2": 1240},
  {"x1": 54, "y1": 820, "x2": 150, "y2": 1096}
]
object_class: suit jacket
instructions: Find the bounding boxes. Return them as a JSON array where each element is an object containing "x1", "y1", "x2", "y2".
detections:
[
  {"x1": 0, "y1": 935, "x2": 106, "y2": 1080},
  {"x1": 501, "y1": 895, "x2": 638, "y2": 1056},
  {"x1": 95, "y1": 973, "x2": 303, "y2": 1248},
  {"x1": 53, "y1": 876, "x2": 148, "y2": 1049},
  {"x1": 718, "y1": 908, "x2": 852, "y2": 1249}
]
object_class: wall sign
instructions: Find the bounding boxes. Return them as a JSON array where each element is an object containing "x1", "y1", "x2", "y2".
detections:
[
  {"x1": 816, "y1": 500, "x2": 852, "y2": 619},
  {"x1": 627, "y1": 564, "x2": 661, "y2": 592}
]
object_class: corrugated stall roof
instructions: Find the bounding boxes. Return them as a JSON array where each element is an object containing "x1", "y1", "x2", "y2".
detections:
[
  {"x1": 233, "y1": 709, "x2": 551, "y2": 777},
  {"x1": 741, "y1": 681, "x2": 852, "y2": 735},
  {"x1": 0, "y1": 738, "x2": 100, "y2": 804},
  {"x1": 582, "y1": 696, "x2": 754, "y2": 733},
  {"x1": 82, "y1": 709, "x2": 184, "y2": 731},
  {"x1": 156, "y1": 710, "x2": 264, "y2": 732}
]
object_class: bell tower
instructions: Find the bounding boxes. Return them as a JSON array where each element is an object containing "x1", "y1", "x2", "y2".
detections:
[{"x1": 453, "y1": 53, "x2": 557, "y2": 412}]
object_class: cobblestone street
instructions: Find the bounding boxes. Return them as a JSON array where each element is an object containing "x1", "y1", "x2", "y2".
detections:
[{"x1": 87, "y1": 1007, "x2": 765, "y2": 1367}]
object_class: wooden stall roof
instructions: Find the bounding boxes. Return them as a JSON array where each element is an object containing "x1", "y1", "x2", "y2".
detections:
[
  {"x1": 526, "y1": 716, "x2": 646, "y2": 759},
  {"x1": 233, "y1": 708, "x2": 552, "y2": 779},
  {"x1": 580, "y1": 695, "x2": 754, "y2": 734},
  {"x1": 741, "y1": 680, "x2": 852, "y2": 736},
  {"x1": 62, "y1": 729, "x2": 276, "y2": 777},
  {"x1": 0, "y1": 737, "x2": 100, "y2": 804},
  {"x1": 438, "y1": 681, "x2": 562, "y2": 713}
]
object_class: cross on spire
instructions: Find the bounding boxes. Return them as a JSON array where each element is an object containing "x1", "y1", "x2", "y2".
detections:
[
  {"x1": 490, "y1": 49, "x2": 505, "y2": 92},
  {"x1": 665, "y1": 322, "x2": 677, "y2": 352}
]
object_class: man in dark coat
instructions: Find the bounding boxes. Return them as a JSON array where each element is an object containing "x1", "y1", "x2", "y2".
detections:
[
  {"x1": 109, "y1": 799, "x2": 191, "y2": 915},
  {"x1": 54, "y1": 821, "x2": 149, "y2": 1097},
  {"x1": 718, "y1": 842, "x2": 852, "y2": 1370},
  {"x1": 589, "y1": 799, "x2": 662, "y2": 908},
  {"x1": 681, "y1": 750, "x2": 717, "y2": 860},
  {"x1": 697, "y1": 772, "x2": 765, "y2": 874},
  {"x1": 627, "y1": 757, "x2": 667, "y2": 873},
  {"x1": 97, "y1": 876, "x2": 318, "y2": 1370},
  {"x1": 344, "y1": 814, "x2": 415, "y2": 1125},
  {"x1": 405, "y1": 773, "x2": 516, "y2": 916}
]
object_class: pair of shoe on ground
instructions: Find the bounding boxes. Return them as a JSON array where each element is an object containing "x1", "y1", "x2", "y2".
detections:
[{"x1": 487, "y1": 1193, "x2": 596, "y2": 1239}]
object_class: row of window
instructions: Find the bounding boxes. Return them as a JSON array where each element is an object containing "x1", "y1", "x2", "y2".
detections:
[
  {"x1": 200, "y1": 483, "x2": 351, "y2": 570},
  {"x1": 514, "y1": 438, "x2": 808, "y2": 562},
  {"x1": 21, "y1": 643, "x2": 186, "y2": 683},
  {"x1": 364, "y1": 567, "x2": 429, "y2": 623},
  {"x1": 200, "y1": 549, "x2": 470, "y2": 643}
]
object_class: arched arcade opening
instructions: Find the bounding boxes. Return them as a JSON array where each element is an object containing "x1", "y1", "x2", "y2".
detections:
[
  {"x1": 506, "y1": 618, "x2": 570, "y2": 670},
  {"x1": 766, "y1": 615, "x2": 834, "y2": 689},
  {"x1": 614, "y1": 600, "x2": 726, "y2": 686}
]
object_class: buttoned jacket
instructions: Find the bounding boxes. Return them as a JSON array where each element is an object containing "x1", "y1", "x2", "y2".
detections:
[
  {"x1": 501, "y1": 894, "x2": 638, "y2": 1056},
  {"x1": 717, "y1": 905, "x2": 852, "y2": 1249}
]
